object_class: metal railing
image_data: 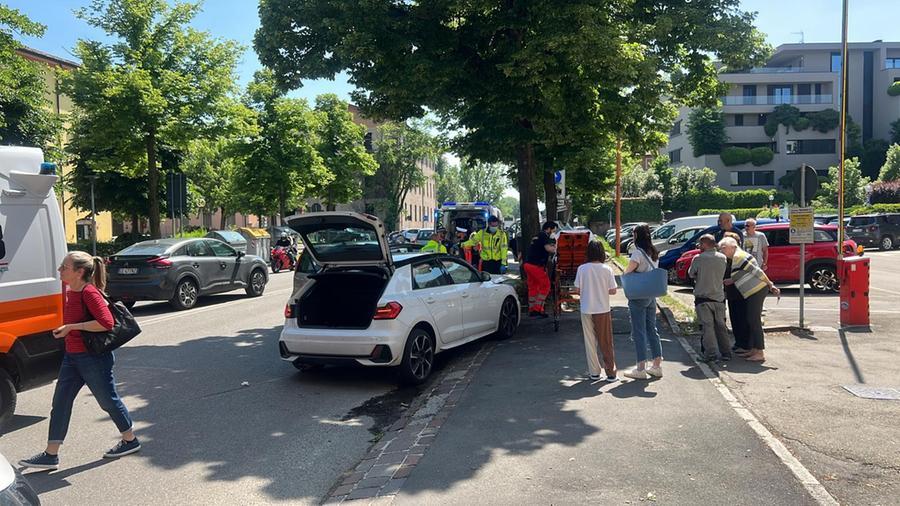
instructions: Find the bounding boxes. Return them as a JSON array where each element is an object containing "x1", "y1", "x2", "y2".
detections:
[{"x1": 721, "y1": 94, "x2": 833, "y2": 106}]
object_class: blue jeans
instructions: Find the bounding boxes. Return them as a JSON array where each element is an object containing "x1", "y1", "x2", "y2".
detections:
[
  {"x1": 48, "y1": 352, "x2": 133, "y2": 444},
  {"x1": 628, "y1": 297, "x2": 662, "y2": 364}
]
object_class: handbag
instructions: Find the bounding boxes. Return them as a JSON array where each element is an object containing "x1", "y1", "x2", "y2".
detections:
[
  {"x1": 81, "y1": 291, "x2": 142, "y2": 354},
  {"x1": 620, "y1": 248, "x2": 668, "y2": 300}
]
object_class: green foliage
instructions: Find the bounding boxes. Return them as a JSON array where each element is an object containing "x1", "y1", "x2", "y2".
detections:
[
  {"x1": 814, "y1": 158, "x2": 870, "y2": 208},
  {"x1": 891, "y1": 119, "x2": 900, "y2": 145},
  {"x1": 181, "y1": 138, "x2": 241, "y2": 229},
  {"x1": 674, "y1": 188, "x2": 784, "y2": 213},
  {"x1": 672, "y1": 166, "x2": 717, "y2": 198},
  {"x1": 756, "y1": 207, "x2": 782, "y2": 219},
  {"x1": 879, "y1": 144, "x2": 900, "y2": 181},
  {"x1": 622, "y1": 163, "x2": 661, "y2": 197},
  {"x1": 720, "y1": 146, "x2": 751, "y2": 166},
  {"x1": 498, "y1": 196, "x2": 520, "y2": 221},
  {"x1": 233, "y1": 70, "x2": 327, "y2": 218},
  {"x1": 771, "y1": 104, "x2": 801, "y2": 133},
  {"x1": 652, "y1": 156, "x2": 674, "y2": 207},
  {"x1": 255, "y1": 0, "x2": 770, "y2": 244},
  {"x1": 814, "y1": 204, "x2": 900, "y2": 215},
  {"x1": 62, "y1": 0, "x2": 243, "y2": 238},
  {"x1": 0, "y1": 5, "x2": 62, "y2": 155},
  {"x1": 808, "y1": 109, "x2": 840, "y2": 133},
  {"x1": 793, "y1": 117, "x2": 810, "y2": 131},
  {"x1": 592, "y1": 193, "x2": 664, "y2": 223},
  {"x1": 372, "y1": 121, "x2": 438, "y2": 230},
  {"x1": 697, "y1": 208, "x2": 768, "y2": 220},
  {"x1": 763, "y1": 116, "x2": 779, "y2": 137},
  {"x1": 311, "y1": 94, "x2": 378, "y2": 208},
  {"x1": 67, "y1": 241, "x2": 121, "y2": 258},
  {"x1": 888, "y1": 82, "x2": 900, "y2": 97},
  {"x1": 750, "y1": 147, "x2": 774, "y2": 166},
  {"x1": 687, "y1": 107, "x2": 727, "y2": 157},
  {"x1": 434, "y1": 159, "x2": 507, "y2": 205},
  {"x1": 859, "y1": 139, "x2": 890, "y2": 180}
]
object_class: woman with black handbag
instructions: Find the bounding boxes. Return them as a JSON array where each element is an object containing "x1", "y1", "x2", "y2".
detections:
[{"x1": 19, "y1": 251, "x2": 140, "y2": 471}]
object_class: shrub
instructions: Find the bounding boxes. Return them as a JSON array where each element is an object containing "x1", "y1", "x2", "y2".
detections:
[
  {"x1": 750, "y1": 147, "x2": 774, "y2": 166},
  {"x1": 592, "y1": 193, "x2": 664, "y2": 223},
  {"x1": 892, "y1": 119, "x2": 900, "y2": 145},
  {"x1": 880, "y1": 143, "x2": 900, "y2": 181},
  {"x1": 794, "y1": 117, "x2": 810, "y2": 131},
  {"x1": 807, "y1": 109, "x2": 840, "y2": 133},
  {"x1": 697, "y1": 208, "x2": 767, "y2": 220},
  {"x1": 66, "y1": 241, "x2": 121, "y2": 258},
  {"x1": 763, "y1": 116, "x2": 779, "y2": 137},
  {"x1": 870, "y1": 181, "x2": 900, "y2": 204},
  {"x1": 720, "y1": 146, "x2": 751, "y2": 166},
  {"x1": 771, "y1": 104, "x2": 801, "y2": 133},
  {"x1": 688, "y1": 107, "x2": 727, "y2": 157},
  {"x1": 672, "y1": 188, "x2": 783, "y2": 214},
  {"x1": 756, "y1": 207, "x2": 781, "y2": 219},
  {"x1": 888, "y1": 81, "x2": 900, "y2": 97}
]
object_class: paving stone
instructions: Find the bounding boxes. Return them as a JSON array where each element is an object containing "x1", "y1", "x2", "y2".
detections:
[
  {"x1": 347, "y1": 487, "x2": 381, "y2": 500},
  {"x1": 355, "y1": 458, "x2": 376, "y2": 473},
  {"x1": 367, "y1": 497, "x2": 395, "y2": 505},
  {"x1": 323, "y1": 496, "x2": 346, "y2": 505},
  {"x1": 379, "y1": 478, "x2": 406, "y2": 496},
  {"x1": 342, "y1": 471, "x2": 365, "y2": 485},
  {"x1": 417, "y1": 435, "x2": 436, "y2": 445},
  {"x1": 393, "y1": 465, "x2": 415, "y2": 479},
  {"x1": 375, "y1": 452, "x2": 408, "y2": 465},
  {"x1": 331, "y1": 484, "x2": 355, "y2": 496},
  {"x1": 367, "y1": 463, "x2": 402, "y2": 478},
  {"x1": 355, "y1": 475, "x2": 391, "y2": 489},
  {"x1": 403, "y1": 454, "x2": 421, "y2": 466}
]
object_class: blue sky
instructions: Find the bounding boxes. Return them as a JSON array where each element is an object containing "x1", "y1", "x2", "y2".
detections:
[{"x1": 7, "y1": 0, "x2": 899, "y2": 106}]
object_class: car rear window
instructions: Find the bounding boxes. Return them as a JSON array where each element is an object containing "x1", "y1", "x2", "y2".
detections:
[
  {"x1": 117, "y1": 243, "x2": 170, "y2": 255},
  {"x1": 849, "y1": 217, "x2": 875, "y2": 226}
]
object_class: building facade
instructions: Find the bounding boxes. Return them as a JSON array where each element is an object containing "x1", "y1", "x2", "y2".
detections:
[
  {"x1": 665, "y1": 41, "x2": 900, "y2": 189},
  {"x1": 16, "y1": 46, "x2": 116, "y2": 243}
]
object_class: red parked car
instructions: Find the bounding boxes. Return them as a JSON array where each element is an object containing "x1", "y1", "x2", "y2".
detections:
[{"x1": 672, "y1": 223, "x2": 856, "y2": 293}]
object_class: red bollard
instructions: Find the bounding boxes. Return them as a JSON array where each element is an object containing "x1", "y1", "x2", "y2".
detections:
[{"x1": 839, "y1": 256, "x2": 870, "y2": 327}]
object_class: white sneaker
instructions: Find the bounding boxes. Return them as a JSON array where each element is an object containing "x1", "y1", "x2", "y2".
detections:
[
  {"x1": 624, "y1": 368, "x2": 649, "y2": 380},
  {"x1": 647, "y1": 366, "x2": 663, "y2": 378}
]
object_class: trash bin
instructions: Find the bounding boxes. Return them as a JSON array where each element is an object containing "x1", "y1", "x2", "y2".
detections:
[
  {"x1": 238, "y1": 227, "x2": 271, "y2": 262},
  {"x1": 205, "y1": 230, "x2": 247, "y2": 253}
]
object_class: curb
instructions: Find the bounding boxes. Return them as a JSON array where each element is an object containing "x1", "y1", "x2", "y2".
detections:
[{"x1": 324, "y1": 340, "x2": 497, "y2": 504}]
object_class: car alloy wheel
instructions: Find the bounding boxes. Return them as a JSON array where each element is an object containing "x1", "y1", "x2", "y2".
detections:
[
  {"x1": 171, "y1": 279, "x2": 198, "y2": 310},
  {"x1": 881, "y1": 236, "x2": 893, "y2": 250},
  {"x1": 496, "y1": 297, "x2": 518, "y2": 339},
  {"x1": 247, "y1": 269, "x2": 266, "y2": 297},
  {"x1": 400, "y1": 329, "x2": 434, "y2": 384},
  {"x1": 809, "y1": 265, "x2": 839, "y2": 293}
]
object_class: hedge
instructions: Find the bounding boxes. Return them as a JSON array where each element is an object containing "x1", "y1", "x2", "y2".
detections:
[
  {"x1": 591, "y1": 195, "x2": 664, "y2": 223},
  {"x1": 671, "y1": 188, "x2": 792, "y2": 214},
  {"x1": 67, "y1": 241, "x2": 121, "y2": 258},
  {"x1": 750, "y1": 147, "x2": 774, "y2": 166},
  {"x1": 720, "y1": 146, "x2": 751, "y2": 166},
  {"x1": 710, "y1": 203, "x2": 900, "y2": 218},
  {"x1": 793, "y1": 117, "x2": 810, "y2": 131},
  {"x1": 888, "y1": 81, "x2": 900, "y2": 97},
  {"x1": 698, "y1": 208, "x2": 770, "y2": 220},
  {"x1": 871, "y1": 181, "x2": 900, "y2": 204}
]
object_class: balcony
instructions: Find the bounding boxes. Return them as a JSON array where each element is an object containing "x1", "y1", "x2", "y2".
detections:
[
  {"x1": 724, "y1": 67, "x2": 833, "y2": 74},
  {"x1": 721, "y1": 94, "x2": 833, "y2": 106}
]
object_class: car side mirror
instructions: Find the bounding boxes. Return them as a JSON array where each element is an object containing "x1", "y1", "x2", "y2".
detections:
[
  {"x1": 481, "y1": 272, "x2": 491, "y2": 282},
  {"x1": 669, "y1": 236, "x2": 679, "y2": 244},
  {"x1": 237, "y1": 251, "x2": 245, "y2": 258}
]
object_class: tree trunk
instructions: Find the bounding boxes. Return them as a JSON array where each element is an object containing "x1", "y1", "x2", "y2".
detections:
[
  {"x1": 542, "y1": 167, "x2": 557, "y2": 224},
  {"x1": 146, "y1": 130, "x2": 161, "y2": 238},
  {"x1": 516, "y1": 142, "x2": 540, "y2": 248},
  {"x1": 219, "y1": 208, "x2": 227, "y2": 230},
  {"x1": 131, "y1": 213, "x2": 140, "y2": 235}
]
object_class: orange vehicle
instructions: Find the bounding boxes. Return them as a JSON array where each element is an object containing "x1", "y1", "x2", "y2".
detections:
[{"x1": 0, "y1": 147, "x2": 67, "y2": 428}]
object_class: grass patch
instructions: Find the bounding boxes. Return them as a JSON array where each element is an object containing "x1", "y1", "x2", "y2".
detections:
[
  {"x1": 600, "y1": 238, "x2": 629, "y2": 269},
  {"x1": 660, "y1": 294, "x2": 699, "y2": 334}
]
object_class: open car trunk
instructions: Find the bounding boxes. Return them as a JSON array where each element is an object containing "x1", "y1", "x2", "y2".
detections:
[{"x1": 296, "y1": 270, "x2": 389, "y2": 329}]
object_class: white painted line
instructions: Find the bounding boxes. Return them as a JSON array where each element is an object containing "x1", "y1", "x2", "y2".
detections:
[
  {"x1": 868, "y1": 286, "x2": 900, "y2": 297},
  {"x1": 672, "y1": 333, "x2": 839, "y2": 506},
  {"x1": 137, "y1": 287, "x2": 292, "y2": 327}
]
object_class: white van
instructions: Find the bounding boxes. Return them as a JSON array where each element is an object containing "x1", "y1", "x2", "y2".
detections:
[
  {"x1": 651, "y1": 215, "x2": 721, "y2": 251},
  {"x1": 0, "y1": 147, "x2": 67, "y2": 428}
]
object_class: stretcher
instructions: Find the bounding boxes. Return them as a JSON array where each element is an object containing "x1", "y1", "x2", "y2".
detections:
[{"x1": 547, "y1": 231, "x2": 591, "y2": 331}]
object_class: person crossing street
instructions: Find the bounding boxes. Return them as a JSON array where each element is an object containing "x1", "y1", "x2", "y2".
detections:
[{"x1": 464, "y1": 216, "x2": 508, "y2": 274}]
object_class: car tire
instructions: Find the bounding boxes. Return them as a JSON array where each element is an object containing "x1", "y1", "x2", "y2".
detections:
[
  {"x1": 880, "y1": 235, "x2": 894, "y2": 251},
  {"x1": 245, "y1": 268, "x2": 267, "y2": 297},
  {"x1": 808, "y1": 264, "x2": 839, "y2": 293},
  {"x1": 170, "y1": 278, "x2": 199, "y2": 310},
  {"x1": 494, "y1": 296, "x2": 519, "y2": 339},
  {"x1": 667, "y1": 268, "x2": 679, "y2": 285},
  {"x1": 0, "y1": 369, "x2": 16, "y2": 432},
  {"x1": 399, "y1": 327, "x2": 435, "y2": 385}
]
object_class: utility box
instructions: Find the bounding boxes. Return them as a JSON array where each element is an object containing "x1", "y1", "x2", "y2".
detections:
[
  {"x1": 839, "y1": 256, "x2": 870, "y2": 327},
  {"x1": 238, "y1": 227, "x2": 271, "y2": 262}
]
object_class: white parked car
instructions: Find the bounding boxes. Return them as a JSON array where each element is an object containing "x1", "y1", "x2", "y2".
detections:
[
  {"x1": 279, "y1": 213, "x2": 520, "y2": 384},
  {"x1": 0, "y1": 452, "x2": 39, "y2": 505}
]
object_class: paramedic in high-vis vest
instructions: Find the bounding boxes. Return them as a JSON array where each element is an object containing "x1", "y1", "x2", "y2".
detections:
[
  {"x1": 420, "y1": 228, "x2": 448, "y2": 253},
  {"x1": 465, "y1": 216, "x2": 508, "y2": 274}
]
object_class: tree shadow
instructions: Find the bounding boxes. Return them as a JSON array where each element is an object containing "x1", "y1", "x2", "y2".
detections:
[{"x1": 129, "y1": 292, "x2": 253, "y2": 318}]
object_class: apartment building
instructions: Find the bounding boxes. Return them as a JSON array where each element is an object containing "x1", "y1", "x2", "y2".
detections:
[
  {"x1": 305, "y1": 104, "x2": 439, "y2": 231},
  {"x1": 666, "y1": 41, "x2": 900, "y2": 189}
]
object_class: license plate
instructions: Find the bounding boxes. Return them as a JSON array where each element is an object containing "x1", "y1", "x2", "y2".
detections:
[
  {"x1": 118, "y1": 268, "x2": 138, "y2": 275},
  {"x1": 851, "y1": 228, "x2": 862, "y2": 233}
]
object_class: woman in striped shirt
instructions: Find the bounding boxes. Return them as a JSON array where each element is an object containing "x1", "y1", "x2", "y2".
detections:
[{"x1": 717, "y1": 237, "x2": 780, "y2": 363}]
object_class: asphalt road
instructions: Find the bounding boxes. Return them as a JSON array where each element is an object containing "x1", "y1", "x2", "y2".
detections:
[{"x1": 1, "y1": 272, "x2": 424, "y2": 505}]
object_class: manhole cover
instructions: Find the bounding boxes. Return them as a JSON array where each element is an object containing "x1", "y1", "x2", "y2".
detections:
[{"x1": 842, "y1": 385, "x2": 900, "y2": 400}]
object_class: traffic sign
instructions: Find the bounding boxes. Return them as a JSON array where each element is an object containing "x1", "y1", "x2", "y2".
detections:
[
  {"x1": 789, "y1": 207, "x2": 814, "y2": 244},
  {"x1": 792, "y1": 165, "x2": 819, "y2": 204}
]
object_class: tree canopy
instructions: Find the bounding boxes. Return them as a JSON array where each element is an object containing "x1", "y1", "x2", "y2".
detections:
[
  {"x1": 256, "y1": 0, "x2": 770, "y2": 243},
  {"x1": 371, "y1": 121, "x2": 438, "y2": 230}
]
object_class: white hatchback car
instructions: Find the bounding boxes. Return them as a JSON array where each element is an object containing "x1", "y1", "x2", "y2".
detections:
[{"x1": 279, "y1": 212, "x2": 520, "y2": 384}]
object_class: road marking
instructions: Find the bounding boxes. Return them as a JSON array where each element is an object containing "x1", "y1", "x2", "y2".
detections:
[
  {"x1": 869, "y1": 286, "x2": 900, "y2": 297},
  {"x1": 137, "y1": 287, "x2": 292, "y2": 327},
  {"x1": 670, "y1": 325, "x2": 839, "y2": 505}
]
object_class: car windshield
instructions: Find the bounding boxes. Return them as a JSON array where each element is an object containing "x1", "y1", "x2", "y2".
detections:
[
  {"x1": 302, "y1": 226, "x2": 383, "y2": 262},
  {"x1": 849, "y1": 217, "x2": 875, "y2": 226},
  {"x1": 117, "y1": 242, "x2": 171, "y2": 255},
  {"x1": 652, "y1": 225, "x2": 674, "y2": 239}
]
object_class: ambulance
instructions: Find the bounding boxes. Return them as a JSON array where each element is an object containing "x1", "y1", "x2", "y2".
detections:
[{"x1": 0, "y1": 147, "x2": 67, "y2": 429}]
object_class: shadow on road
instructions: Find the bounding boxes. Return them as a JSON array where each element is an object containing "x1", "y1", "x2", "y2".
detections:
[
  {"x1": 25, "y1": 459, "x2": 114, "y2": 494},
  {"x1": 1, "y1": 414, "x2": 44, "y2": 436},
  {"x1": 129, "y1": 293, "x2": 254, "y2": 318}
]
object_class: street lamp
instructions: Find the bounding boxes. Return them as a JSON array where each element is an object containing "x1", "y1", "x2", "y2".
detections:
[
  {"x1": 768, "y1": 193, "x2": 774, "y2": 209},
  {"x1": 864, "y1": 183, "x2": 873, "y2": 205},
  {"x1": 88, "y1": 175, "x2": 98, "y2": 256}
]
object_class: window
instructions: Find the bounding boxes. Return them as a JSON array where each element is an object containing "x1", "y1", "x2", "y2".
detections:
[
  {"x1": 814, "y1": 83, "x2": 823, "y2": 103},
  {"x1": 754, "y1": 171, "x2": 774, "y2": 186},
  {"x1": 670, "y1": 120, "x2": 682, "y2": 136},
  {"x1": 412, "y1": 261, "x2": 449, "y2": 289},
  {"x1": 441, "y1": 259, "x2": 481, "y2": 284},
  {"x1": 668, "y1": 148, "x2": 682, "y2": 165},
  {"x1": 206, "y1": 240, "x2": 237, "y2": 257},
  {"x1": 730, "y1": 171, "x2": 774, "y2": 186},
  {"x1": 786, "y1": 139, "x2": 836, "y2": 155},
  {"x1": 814, "y1": 229, "x2": 836, "y2": 242},
  {"x1": 730, "y1": 171, "x2": 754, "y2": 186},
  {"x1": 763, "y1": 228, "x2": 790, "y2": 247},
  {"x1": 733, "y1": 114, "x2": 744, "y2": 126},
  {"x1": 186, "y1": 241, "x2": 213, "y2": 257},
  {"x1": 797, "y1": 83, "x2": 811, "y2": 104},
  {"x1": 831, "y1": 52, "x2": 842, "y2": 72},
  {"x1": 768, "y1": 85, "x2": 792, "y2": 104},
  {"x1": 742, "y1": 85, "x2": 757, "y2": 104},
  {"x1": 887, "y1": 58, "x2": 900, "y2": 69},
  {"x1": 757, "y1": 113, "x2": 768, "y2": 126}
]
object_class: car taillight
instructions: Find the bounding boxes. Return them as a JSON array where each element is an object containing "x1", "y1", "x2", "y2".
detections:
[
  {"x1": 147, "y1": 256, "x2": 172, "y2": 268},
  {"x1": 869, "y1": 225, "x2": 877, "y2": 232},
  {"x1": 373, "y1": 301, "x2": 403, "y2": 320},
  {"x1": 284, "y1": 303, "x2": 296, "y2": 319}
]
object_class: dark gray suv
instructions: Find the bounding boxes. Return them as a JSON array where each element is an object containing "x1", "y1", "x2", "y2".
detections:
[
  {"x1": 107, "y1": 238, "x2": 269, "y2": 310},
  {"x1": 846, "y1": 214, "x2": 900, "y2": 250}
]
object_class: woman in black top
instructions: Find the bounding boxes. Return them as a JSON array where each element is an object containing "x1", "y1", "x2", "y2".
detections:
[{"x1": 523, "y1": 222, "x2": 558, "y2": 317}]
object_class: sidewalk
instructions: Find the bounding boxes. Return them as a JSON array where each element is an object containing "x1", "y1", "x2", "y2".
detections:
[{"x1": 390, "y1": 291, "x2": 817, "y2": 505}]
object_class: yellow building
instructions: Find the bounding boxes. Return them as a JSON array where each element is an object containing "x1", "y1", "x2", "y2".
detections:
[{"x1": 16, "y1": 46, "x2": 114, "y2": 243}]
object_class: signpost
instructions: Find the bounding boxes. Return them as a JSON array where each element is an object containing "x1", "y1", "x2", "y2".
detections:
[{"x1": 790, "y1": 164, "x2": 819, "y2": 329}]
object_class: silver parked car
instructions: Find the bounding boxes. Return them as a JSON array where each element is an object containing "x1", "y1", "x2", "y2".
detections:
[{"x1": 107, "y1": 238, "x2": 269, "y2": 310}]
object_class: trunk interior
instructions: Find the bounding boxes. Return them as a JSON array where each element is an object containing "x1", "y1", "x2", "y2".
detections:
[{"x1": 297, "y1": 269, "x2": 389, "y2": 329}]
